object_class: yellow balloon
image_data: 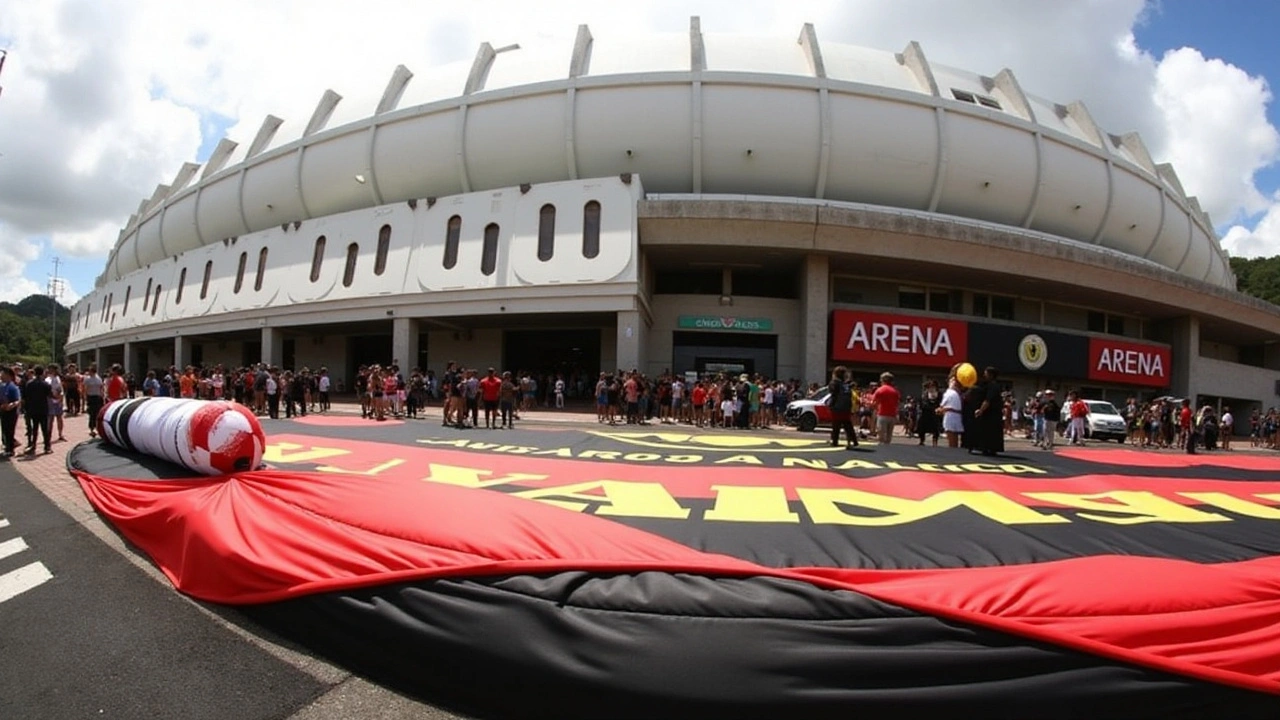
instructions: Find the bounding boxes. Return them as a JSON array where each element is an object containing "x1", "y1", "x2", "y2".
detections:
[{"x1": 956, "y1": 362, "x2": 978, "y2": 388}]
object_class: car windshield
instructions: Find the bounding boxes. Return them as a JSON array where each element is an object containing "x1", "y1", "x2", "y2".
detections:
[
  {"x1": 812, "y1": 387, "x2": 831, "y2": 402},
  {"x1": 1086, "y1": 401, "x2": 1120, "y2": 416}
]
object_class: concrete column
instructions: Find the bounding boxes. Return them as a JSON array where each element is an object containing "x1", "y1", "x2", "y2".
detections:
[
  {"x1": 123, "y1": 342, "x2": 134, "y2": 375},
  {"x1": 616, "y1": 310, "x2": 645, "y2": 373},
  {"x1": 174, "y1": 336, "x2": 189, "y2": 369},
  {"x1": 93, "y1": 347, "x2": 102, "y2": 371},
  {"x1": 1168, "y1": 315, "x2": 1199, "y2": 401},
  {"x1": 392, "y1": 318, "x2": 420, "y2": 371},
  {"x1": 262, "y1": 327, "x2": 284, "y2": 368},
  {"x1": 799, "y1": 254, "x2": 830, "y2": 385}
]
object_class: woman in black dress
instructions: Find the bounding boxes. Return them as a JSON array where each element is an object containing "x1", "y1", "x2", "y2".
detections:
[
  {"x1": 970, "y1": 366, "x2": 1005, "y2": 456},
  {"x1": 916, "y1": 379, "x2": 941, "y2": 446}
]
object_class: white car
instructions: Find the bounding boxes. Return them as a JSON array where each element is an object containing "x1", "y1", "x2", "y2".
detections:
[
  {"x1": 1061, "y1": 399, "x2": 1128, "y2": 442},
  {"x1": 784, "y1": 387, "x2": 833, "y2": 432}
]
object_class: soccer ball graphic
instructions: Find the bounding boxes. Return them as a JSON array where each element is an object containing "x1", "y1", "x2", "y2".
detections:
[{"x1": 187, "y1": 402, "x2": 266, "y2": 474}]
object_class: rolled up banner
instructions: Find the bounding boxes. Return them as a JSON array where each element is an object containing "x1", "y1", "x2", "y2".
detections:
[{"x1": 98, "y1": 397, "x2": 266, "y2": 475}]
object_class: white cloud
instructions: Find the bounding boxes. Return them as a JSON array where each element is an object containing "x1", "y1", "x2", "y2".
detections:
[
  {"x1": 0, "y1": 0, "x2": 1277, "y2": 299},
  {"x1": 1222, "y1": 193, "x2": 1280, "y2": 258},
  {"x1": 1152, "y1": 47, "x2": 1279, "y2": 224}
]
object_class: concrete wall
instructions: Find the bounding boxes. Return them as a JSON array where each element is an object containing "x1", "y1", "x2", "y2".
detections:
[{"x1": 1195, "y1": 355, "x2": 1279, "y2": 409}]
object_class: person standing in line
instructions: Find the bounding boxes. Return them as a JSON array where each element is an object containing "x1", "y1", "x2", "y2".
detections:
[
  {"x1": 1, "y1": 367, "x2": 22, "y2": 458},
  {"x1": 499, "y1": 371, "x2": 518, "y2": 429},
  {"x1": 82, "y1": 364, "x2": 104, "y2": 438},
  {"x1": 916, "y1": 380, "x2": 941, "y2": 446},
  {"x1": 1039, "y1": 389, "x2": 1060, "y2": 450},
  {"x1": 318, "y1": 367, "x2": 331, "y2": 412},
  {"x1": 827, "y1": 366, "x2": 857, "y2": 449},
  {"x1": 22, "y1": 365, "x2": 53, "y2": 455},
  {"x1": 939, "y1": 377, "x2": 964, "y2": 447},
  {"x1": 1180, "y1": 398, "x2": 1196, "y2": 454},
  {"x1": 1220, "y1": 406, "x2": 1234, "y2": 451},
  {"x1": 46, "y1": 364, "x2": 66, "y2": 442},
  {"x1": 871, "y1": 372, "x2": 901, "y2": 445},
  {"x1": 106, "y1": 364, "x2": 129, "y2": 402},
  {"x1": 480, "y1": 368, "x2": 503, "y2": 429},
  {"x1": 554, "y1": 375, "x2": 566, "y2": 410}
]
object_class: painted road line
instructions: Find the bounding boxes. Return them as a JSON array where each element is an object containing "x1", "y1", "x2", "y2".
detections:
[
  {"x1": 0, "y1": 536, "x2": 29, "y2": 561},
  {"x1": 0, "y1": 562, "x2": 53, "y2": 603}
]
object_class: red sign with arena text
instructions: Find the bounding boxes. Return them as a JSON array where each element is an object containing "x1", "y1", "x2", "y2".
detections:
[
  {"x1": 1087, "y1": 337, "x2": 1171, "y2": 387},
  {"x1": 831, "y1": 310, "x2": 968, "y2": 368}
]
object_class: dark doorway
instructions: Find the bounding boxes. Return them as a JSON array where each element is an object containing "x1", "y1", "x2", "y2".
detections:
[
  {"x1": 190, "y1": 343, "x2": 204, "y2": 368},
  {"x1": 672, "y1": 331, "x2": 777, "y2": 379},
  {"x1": 283, "y1": 339, "x2": 296, "y2": 371},
  {"x1": 242, "y1": 341, "x2": 261, "y2": 368},
  {"x1": 503, "y1": 329, "x2": 601, "y2": 400},
  {"x1": 348, "y1": 334, "x2": 391, "y2": 388}
]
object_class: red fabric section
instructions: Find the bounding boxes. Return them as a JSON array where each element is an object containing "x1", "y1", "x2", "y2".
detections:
[
  {"x1": 74, "y1": 468, "x2": 1280, "y2": 696},
  {"x1": 1057, "y1": 447, "x2": 1280, "y2": 472}
]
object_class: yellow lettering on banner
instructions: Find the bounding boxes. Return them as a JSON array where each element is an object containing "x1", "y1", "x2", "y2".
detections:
[
  {"x1": 960, "y1": 463, "x2": 1002, "y2": 473},
  {"x1": 797, "y1": 489, "x2": 1065, "y2": 526},
  {"x1": 416, "y1": 438, "x2": 471, "y2": 448},
  {"x1": 623, "y1": 453, "x2": 662, "y2": 462},
  {"x1": 665, "y1": 455, "x2": 704, "y2": 464},
  {"x1": 705, "y1": 485, "x2": 800, "y2": 523},
  {"x1": 1180, "y1": 492, "x2": 1280, "y2": 519},
  {"x1": 578, "y1": 450, "x2": 620, "y2": 461},
  {"x1": 317, "y1": 458, "x2": 407, "y2": 476},
  {"x1": 783, "y1": 457, "x2": 828, "y2": 470},
  {"x1": 514, "y1": 481, "x2": 691, "y2": 519},
  {"x1": 263, "y1": 442, "x2": 351, "y2": 464},
  {"x1": 883, "y1": 461, "x2": 913, "y2": 470},
  {"x1": 918, "y1": 463, "x2": 944, "y2": 472},
  {"x1": 1022, "y1": 491, "x2": 1230, "y2": 525},
  {"x1": 830, "y1": 459, "x2": 881, "y2": 471},
  {"x1": 714, "y1": 455, "x2": 763, "y2": 465},
  {"x1": 530, "y1": 447, "x2": 575, "y2": 458},
  {"x1": 423, "y1": 463, "x2": 549, "y2": 489},
  {"x1": 1000, "y1": 464, "x2": 1047, "y2": 475}
]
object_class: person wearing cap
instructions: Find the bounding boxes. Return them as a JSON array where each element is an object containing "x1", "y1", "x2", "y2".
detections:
[{"x1": 1040, "y1": 390, "x2": 1060, "y2": 450}]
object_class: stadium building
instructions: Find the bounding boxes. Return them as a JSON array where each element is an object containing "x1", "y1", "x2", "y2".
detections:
[{"x1": 66, "y1": 19, "x2": 1280, "y2": 414}]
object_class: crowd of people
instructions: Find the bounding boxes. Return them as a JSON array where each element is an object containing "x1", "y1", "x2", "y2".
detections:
[
  {"x1": 3, "y1": 353, "x2": 1266, "y2": 461},
  {"x1": 1, "y1": 361, "x2": 127, "y2": 458}
]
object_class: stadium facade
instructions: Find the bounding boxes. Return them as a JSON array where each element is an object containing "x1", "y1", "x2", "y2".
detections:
[{"x1": 65, "y1": 19, "x2": 1280, "y2": 414}]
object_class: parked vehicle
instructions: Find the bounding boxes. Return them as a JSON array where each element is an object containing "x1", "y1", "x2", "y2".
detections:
[
  {"x1": 1062, "y1": 399, "x2": 1128, "y2": 442},
  {"x1": 784, "y1": 387, "x2": 833, "y2": 432}
]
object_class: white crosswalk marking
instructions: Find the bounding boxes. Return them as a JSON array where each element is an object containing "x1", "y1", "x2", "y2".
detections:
[
  {"x1": 0, "y1": 536, "x2": 29, "y2": 561},
  {"x1": 0, "y1": 562, "x2": 53, "y2": 603}
]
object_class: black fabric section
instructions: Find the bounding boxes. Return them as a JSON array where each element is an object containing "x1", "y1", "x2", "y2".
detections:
[
  {"x1": 67, "y1": 438, "x2": 197, "y2": 480},
  {"x1": 242, "y1": 571, "x2": 1279, "y2": 720},
  {"x1": 969, "y1": 323, "x2": 1088, "y2": 379}
]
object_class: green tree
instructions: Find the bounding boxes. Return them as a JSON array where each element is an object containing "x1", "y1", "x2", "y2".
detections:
[{"x1": 0, "y1": 294, "x2": 72, "y2": 365}]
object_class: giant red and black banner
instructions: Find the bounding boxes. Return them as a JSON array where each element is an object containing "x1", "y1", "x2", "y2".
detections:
[{"x1": 68, "y1": 427, "x2": 1280, "y2": 718}]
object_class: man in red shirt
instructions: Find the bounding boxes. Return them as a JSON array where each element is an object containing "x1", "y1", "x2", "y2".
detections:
[
  {"x1": 106, "y1": 364, "x2": 129, "y2": 402},
  {"x1": 1180, "y1": 398, "x2": 1196, "y2": 454},
  {"x1": 479, "y1": 368, "x2": 503, "y2": 430},
  {"x1": 871, "y1": 372, "x2": 901, "y2": 445}
]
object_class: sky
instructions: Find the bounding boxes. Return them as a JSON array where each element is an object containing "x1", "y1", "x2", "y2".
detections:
[{"x1": 0, "y1": 0, "x2": 1278, "y2": 305}]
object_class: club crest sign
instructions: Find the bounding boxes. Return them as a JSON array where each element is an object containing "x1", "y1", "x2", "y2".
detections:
[{"x1": 1018, "y1": 334, "x2": 1048, "y2": 371}]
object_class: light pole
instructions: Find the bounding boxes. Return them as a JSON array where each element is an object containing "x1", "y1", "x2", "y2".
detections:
[{"x1": 48, "y1": 257, "x2": 63, "y2": 365}]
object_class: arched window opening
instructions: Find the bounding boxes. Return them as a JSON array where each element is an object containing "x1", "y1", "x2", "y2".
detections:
[
  {"x1": 343, "y1": 243, "x2": 359, "y2": 287},
  {"x1": 200, "y1": 261, "x2": 212, "y2": 300},
  {"x1": 255, "y1": 247, "x2": 269, "y2": 291},
  {"x1": 234, "y1": 252, "x2": 247, "y2": 293},
  {"x1": 175, "y1": 268, "x2": 187, "y2": 304},
  {"x1": 123, "y1": 286, "x2": 131, "y2": 315},
  {"x1": 310, "y1": 235, "x2": 326, "y2": 282},
  {"x1": 481, "y1": 223, "x2": 500, "y2": 276},
  {"x1": 374, "y1": 224, "x2": 392, "y2": 276},
  {"x1": 151, "y1": 285, "x2": 162, "y2": 316},
  {"x1": 443, "y1": 215, "x2": 461, "y2": 269},
  {"x1": 582, "y1": 200, "x2": 601, "y2": 259},
  {"x1": 537, "y1": 204, "x2": 555, "y2": 261},
  {"x1": 143, "y1": 278, "x2": 153, "y2": 311}
]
